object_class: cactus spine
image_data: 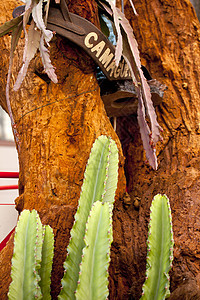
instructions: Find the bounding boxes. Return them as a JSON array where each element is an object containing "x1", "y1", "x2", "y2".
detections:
[
  {"x1": 8, "y1": 210, "x2": 54, "y2": 300},
  {"x1": 140, "y1": 194, "x2": 174, "y2": 300},
  {"x1": 59, "y1": 135, "x2": 119, "y2": 300}
]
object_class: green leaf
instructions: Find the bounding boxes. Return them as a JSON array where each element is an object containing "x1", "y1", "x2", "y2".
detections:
[
  {"x1": 99, "y1": 14, "x2": 110, "y2": 37},
  {"x1": 59, "y1": 135, "x2": 119, "y2": 300},
  {"x1": 11, "y1": 21, "x2": 23, "y2": 52},
  {"x1": 0, "y1": 16, "x2": 23, "y2": 37},
  {"x1": 141, "y1": 195, "x2": 174, "y2": 300},
  {"x1": 8, "y1": 210, "x2": 42, "y2": 300},
  {"x1": 39, "y1": 225, "x2": 54, "y2": 300},
  {"x1": 76, "y1": 201, "x2": 112, "y2": 300}
]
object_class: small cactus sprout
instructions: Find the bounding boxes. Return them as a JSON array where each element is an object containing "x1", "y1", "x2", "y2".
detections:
[
  {"x1": 59, "y1": 136, "x2": 119, "y2": 300},
  {"x1": 8, "y1": 210, "x2": 54, "y2": 300},
  {"x1": 140, "y1": 194, "x2": 174, "y2": 300}
]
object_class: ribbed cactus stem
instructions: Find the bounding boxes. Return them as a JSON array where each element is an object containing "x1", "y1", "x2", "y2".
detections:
[
  {"x1": 8, "y1": 210, "x2": 54, "y2": 300},
  {"x1": 39, "y1": 225, "x2": 54, "y2": 300},
  {"x1": 59, "y1": 136, "x2": 119, "y2": 300},
  {"x1": 140, "y1": 194, "x2": 174, "y2": 300},
  {"x1": 75, "y1": 201, "x2": 113, "y2": 300},
  {"x1": 8, "y1": 210, "x2": 42, "y2": 300}
]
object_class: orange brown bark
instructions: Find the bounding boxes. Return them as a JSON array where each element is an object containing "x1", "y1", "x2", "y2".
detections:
[{"x1": 1, "y1": 0, "x2": 200, "y2": 299}]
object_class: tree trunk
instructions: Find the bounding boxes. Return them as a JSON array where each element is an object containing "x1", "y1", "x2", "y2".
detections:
[
  {"x1": 1, "y1": 0, "x2": 200, "y2": 299},
  {"x1": 190, "y1": 0, "x2": 200, "y2": 20},
  {"x1": 109, "y1": 0, "x2": 200, "y2": 299},
  {"x1": 0, "y1": 1, "x2": 127, "y2": 299}
]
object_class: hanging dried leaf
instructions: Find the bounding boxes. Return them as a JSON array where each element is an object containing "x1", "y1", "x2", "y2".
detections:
[
  {"x1": 39, "y1": 35, "x2": 58, "y2": 84},
  {"x1": 14, "y1": 20, "x2": 41, "y2": 91},
  {"x1": 5, "y1": 20, "x2": 23, "y2": 149},
  {"x1": 22, "y1": 5, "x2": 32, "y2": 62},
  {"x1": 98, "y1": 0, "x2": 113, "y2": 16},
  {"x1": 128, "y1": 0, "x2": 138, "y2": 15},
  {"x1": 102, "y1": 0, "x2": 123, "y2": 66},
  {"x1": 0, "y1": 16, "x2": 23, "y2": 37},
  {"x1": 137, "y1": 94, "x2": 158, "y2": 170},
  {"x1": 32, "y1": 0, "x2": 53, "y2": 44},
  {"x1": 44, "y1": 0, "x2": 51, "y2": 25},
  {"x1": 97, "y1": 0, "x2": 162, "y2": 168},
  {"x1": 117, "y1": 9, "x2": 162, "y2": 144}
]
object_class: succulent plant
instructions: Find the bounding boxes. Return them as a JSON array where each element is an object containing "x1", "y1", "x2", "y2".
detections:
[
  {"x1": 59, "y1": 135, "x2": 119, "y2": 299},
  {"x1": 8, "y1": 209, "x2": 54, "y2": 300},
  {"x1": 8, "y1": 135, "x2": 119, "y2": 300},
  {"x1": 141, "y1": 194, "x2": 174, "y2": 300},
  {"x1": 7, "y1": 138, "x2": 173, "y2": 300}
]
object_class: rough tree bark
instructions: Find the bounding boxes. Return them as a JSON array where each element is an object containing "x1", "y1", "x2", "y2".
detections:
[
  {"x1": 0, "y1": 0, "x2": 200, "y2": 299},
  {"x1": 111, "y1": 0, "x2": 200, "y2": 299},
  {"x1": 0, "y1": 0, "x2": 126, "y2": 299},
  {"x1": 190, "y1": 0, "x2": 200, "y2": 20}
]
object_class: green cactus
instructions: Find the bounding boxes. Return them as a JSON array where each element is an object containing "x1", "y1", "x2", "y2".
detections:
[
  {"x1": 140, "y1": 194, "x2": 174, "y2": 300},
  {"x1": 8, "y1": 135, "x2": 119, "y2": 300},
  {"x1": 8, "y1": 210, "x2": 54, "y2": 300},
  {"x1": 75, "y1": 201, "x2": 113, "y2": 300},
  {"x1": 59, "y1": 135, "x2": 119, "y2": 299},
  {"x1": 7, "y1": 138, "x2": 175, "y2": 300},
  {"x1": 39, "y1": 225, "x2": 54, "y2": 300}
]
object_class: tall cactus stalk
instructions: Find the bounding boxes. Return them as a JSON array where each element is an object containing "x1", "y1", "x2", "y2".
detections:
[
  {"x1": 8, "y1": 136, "x2": 119, "y2": 300},
  {"x1": 39, "y1": 225, "x2": 54, "y2": 300},
  {"x1": 8, "y1": 210, "x2": 54, "y2": 300},
  {"x1": 58, "y1": 135, "x2": 119, "y2": 300},
  {"x1": 76, "y1": 201, "x2": 113, "y2": 300},
  {"x1": 7, "y1": 139, "x2": 174, "y2": 300},
  {"x1": 140, "y1": 194, "x2": 174, "y2": 300}
]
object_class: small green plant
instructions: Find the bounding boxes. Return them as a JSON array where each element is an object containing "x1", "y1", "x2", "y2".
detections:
[
  {"x1": 8, "y1": 209, "x2": 54, "y2": 300},
  {"x1": 8, "y1": 135, "x2": 119, "y2": 300},
  {"x1": 141, "y1": 194, "x2": 174, "y2": 300}
]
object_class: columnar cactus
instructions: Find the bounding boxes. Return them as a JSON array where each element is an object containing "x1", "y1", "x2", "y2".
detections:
[
  {"x1": 8, "y1": 136, "x2": 119, "y2": 300},
  {"x1": 76, "y1": 201, "x2": 113, "y2": 300},
  {"x1": 7, "y1": 139, "x2": 174, "y2": 300},
  {"x1": 59, "y1": 135, "x2": 119, "y2": 299},
  {"x1": 141, "y1": 194, "x2": 174, "y2": 300},
  {"x1": 39, "y1": 225, "x2": 54, "y2": 300},
  {"x1": 8, "y1": 210, "x2": 54, "y2": 300}
]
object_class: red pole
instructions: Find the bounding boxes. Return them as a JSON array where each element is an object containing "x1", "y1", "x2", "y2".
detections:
[
  {"x1": 0, "y1": 172, "x2": 19, "y2": 178},
  {"x1": 0, "y1": 185, "x2": 18, "y2": 190}
]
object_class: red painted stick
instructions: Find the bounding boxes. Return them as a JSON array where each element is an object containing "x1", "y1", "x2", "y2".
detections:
[
  {"x1": 0, "y1": 172, "x2": 19, "y2": 178},
  {"x1": 0, "y1": 185, "x2": 18, "y2": 190},
  {"x1": 0, "y1": 227, "x2": 15, "y2": 252}
]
